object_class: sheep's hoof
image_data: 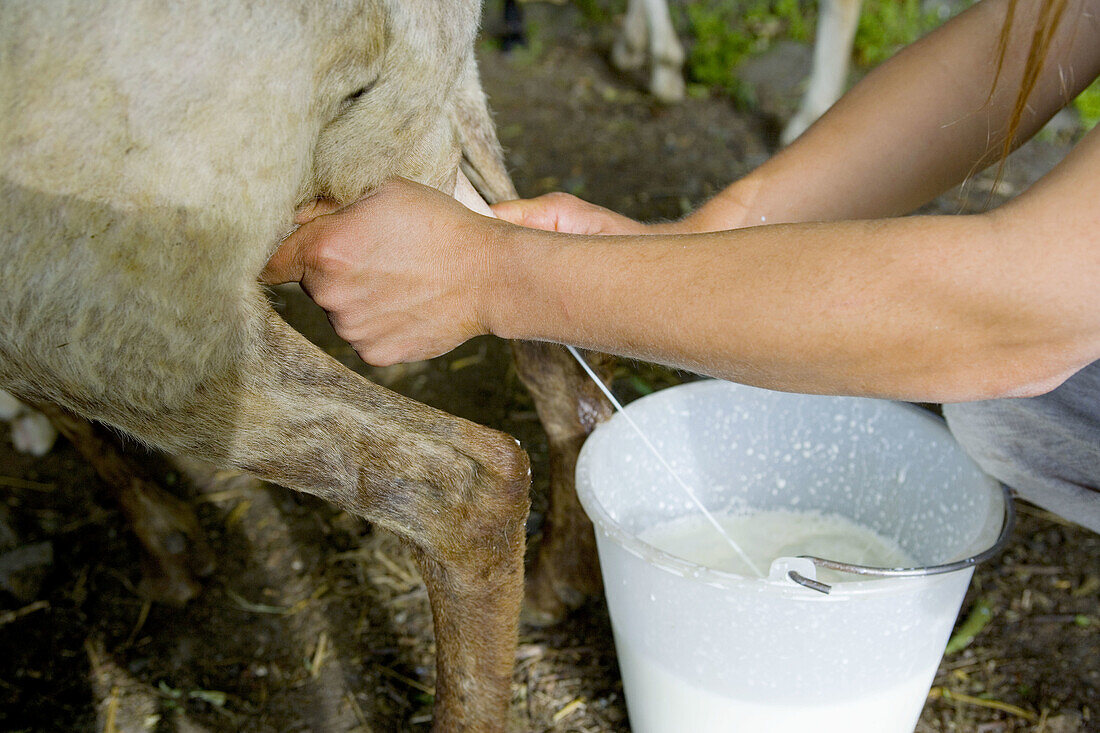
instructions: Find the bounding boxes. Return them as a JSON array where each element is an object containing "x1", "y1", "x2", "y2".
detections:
[
  {"x1": 522, "y1": 570, "x2": 574, "y2": 627},
  {"x1": 124, "y1": 477, "x2": 215, "y2": 606},
  {"x1": 611, "y1": 39, "x2": 646, "y2": 72},
  {"x1": 650, "y1": 65, "x2": 685, "y2": 104}
]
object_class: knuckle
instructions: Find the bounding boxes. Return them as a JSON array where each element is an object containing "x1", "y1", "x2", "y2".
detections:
[
  {"x1": 334, "y1": 319, "x2": 376, "y2": 351},
  {"x1": 544, "y1": 191, "x2": 573, "y2": 205},
  {"x1": 310, "y1": 235, "x2": 348, "y2": 273},
  {"x1": 358, "y1": 342, "x2": 399, "y2": 367},
  {"x1": 307, "y1": 283, "x2": 337, "y2": 311}
]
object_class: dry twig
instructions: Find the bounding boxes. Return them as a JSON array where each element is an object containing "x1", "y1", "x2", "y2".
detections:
[
  {"x1": 928, "y1": 686, "x2": 1039, "y2": 722},
  {"x1": 0, "y1": 599, "x2": 49, "y2": 627}
]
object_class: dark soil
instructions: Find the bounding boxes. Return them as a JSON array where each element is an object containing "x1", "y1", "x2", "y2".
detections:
[{"x1": 1, "y1": 3, "x2": 1097, "y2": 731}]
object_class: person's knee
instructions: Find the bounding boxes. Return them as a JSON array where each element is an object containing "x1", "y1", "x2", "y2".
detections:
[{"x1": 943, "y1": 400, "x2": 1031, "y2": 488}]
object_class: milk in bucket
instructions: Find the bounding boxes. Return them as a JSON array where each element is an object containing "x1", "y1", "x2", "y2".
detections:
[{"x1": 575, "y1": 380, "x2": 1006, "y2": 733}]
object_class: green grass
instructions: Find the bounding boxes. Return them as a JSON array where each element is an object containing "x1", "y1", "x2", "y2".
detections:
[
  {"x1": 574, "y1": 0, "x2": 617, "y2": 24},
  {"x1": 683, "y1": 2, "x2": 758, "y2": 100},
  {"x1": 679, "y1": 0, "x2": 944, "y2": 104},
  {"x1": 683, "y1": 0, "x2": 812, "y2": 101},
  {"x1": 853, "y1": 0, "x2": 942, "y2": 67},
  {"x1": 1073, "y1": 77, "x2": 1100, "y2": 131}
]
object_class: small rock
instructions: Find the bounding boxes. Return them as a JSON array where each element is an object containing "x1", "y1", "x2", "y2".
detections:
[
  {"x1": 1043, "y1": 711, "x2": 1085, "y2": 733},
  {"x1": 737, "y1": 40, "x2": 814, "y2": 118},
  {"x1": 1040, "y1": 107, "x2": 1082, "y2": 144},
  {"x1": 0, "y1": 541, "x2": 54, "y2": 601}
]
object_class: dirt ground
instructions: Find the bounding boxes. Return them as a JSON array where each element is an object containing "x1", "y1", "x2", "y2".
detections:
[{"x1": 1, "y1": 3, "x2": 1098, "y2": 732}]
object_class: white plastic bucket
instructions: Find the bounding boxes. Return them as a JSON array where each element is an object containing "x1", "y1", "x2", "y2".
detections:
[{"x1": 575, "y1": 380, "x2": 1006, "y2": 733}]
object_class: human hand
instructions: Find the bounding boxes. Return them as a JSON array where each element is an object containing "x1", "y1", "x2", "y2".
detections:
[
  {"x1": 491, "y1": 192, "x2": 657, "y2": 235},
  {"x1": 262, "y1": 177, "x2": 501, "y2": 366}
]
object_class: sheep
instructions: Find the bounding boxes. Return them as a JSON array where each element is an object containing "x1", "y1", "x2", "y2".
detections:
[{"x1": 0, "y1": 1, "x2": 568, "y2": 728}]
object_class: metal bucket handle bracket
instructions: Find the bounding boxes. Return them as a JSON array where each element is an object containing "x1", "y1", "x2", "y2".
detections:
[{"x1": 788, "y1": 483, "x2": 1016, "y2": 595}]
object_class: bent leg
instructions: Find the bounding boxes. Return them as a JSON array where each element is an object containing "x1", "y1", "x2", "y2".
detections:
[
  {"x1": 233, "y1": 312, "x2": 531, "y2": 731},
  {"x1": 31, "y1": 301, "x2": 530, "y2": 731},
  {"x1": 944, "y1": 360, "x2": 1100, "y2": 534}
]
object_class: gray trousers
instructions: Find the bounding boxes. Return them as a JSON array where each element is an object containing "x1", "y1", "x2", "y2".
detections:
[{"x1": 943, "y1": 360, "x2": 1100, "y2": 534}]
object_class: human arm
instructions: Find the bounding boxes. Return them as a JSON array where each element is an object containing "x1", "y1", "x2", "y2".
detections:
[
  {"x1": 262, "y1": 0, "x2": 1100, "y2": 401},
  {"x1": 495, "y1": 0, "x2": 1100, "y2": 234},
  {"x1": 264, "y1": 122, "x2": 1100, "y2": 403},
  {"x1": 687, "y1": 0, "x2": 1100, "y2": 230},
  {"x1": 485, "y1": 131, "x2": 1100, "y2": 403}
]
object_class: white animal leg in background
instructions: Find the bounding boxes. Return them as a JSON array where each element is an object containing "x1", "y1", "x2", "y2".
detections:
[
  {"x1": 782, "y1": 0, "x2": 864, "y2": 145},
  {"x1": 611, "y1": 0, "x2": 650, "y2": 73},
  {"x1": 0, "y1": 388, "x2": 58, "y2": 457},
  {"x1": 643, "y1": 0, "x2": 686, "y2": 102},
  {"x1": 612, "y1": 0, "x2": 685, "y2": 103}
]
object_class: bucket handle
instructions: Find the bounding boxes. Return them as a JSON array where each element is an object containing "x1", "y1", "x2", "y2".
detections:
[{"x1": 788, "y1": 483, "x2": 1016, "y2": 594}]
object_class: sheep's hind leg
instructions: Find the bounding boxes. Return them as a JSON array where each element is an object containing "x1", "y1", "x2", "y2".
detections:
[
  {"x1": 512, "y1": 342, "x2": 613, "y2": 625},
  {"x1": 611, "y1": 0, "x2": 686, "y2": 103},
  {"x1": 84, "y1": 307, "x2": 531, "y2": 731},
  {"x1": 781, "y1": 0, "x2": 863, "y2": 145}
]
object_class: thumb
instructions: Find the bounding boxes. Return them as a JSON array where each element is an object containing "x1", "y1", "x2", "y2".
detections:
[
  {"x1": 491, "y1": 197, "x2": 558, "y2": 231},
  {"x1": 263, "y1": 198, "x2": 344, "y2": 285},
  {"x1": 261, "y1": 226, "x2": 315, "y2": 285}
]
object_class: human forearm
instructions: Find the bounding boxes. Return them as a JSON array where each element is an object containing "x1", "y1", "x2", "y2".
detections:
[
  {"x1": 487, "y1": 209, "x2": 1090, "y2": 402},
  {"x1": 684, "y1": 0, "x2": 1100, "y2": 231},
  {"x1": 263, "y1": 140, "x2": 1099, "y2": 398}
]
